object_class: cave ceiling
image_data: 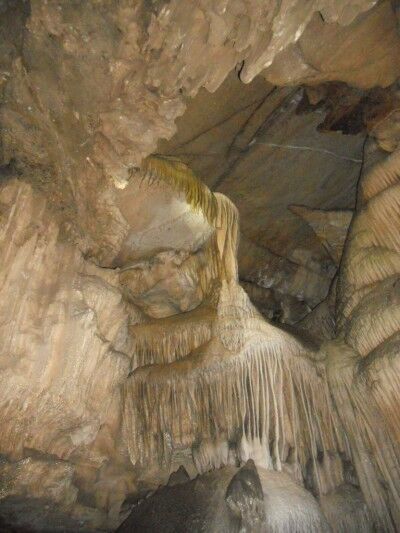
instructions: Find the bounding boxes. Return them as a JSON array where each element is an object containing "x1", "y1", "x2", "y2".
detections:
[
  {"x1": 158, "y1": 73, "x2": 364, "y2": 270},
  {"x1": 158, "y1": 71, "x2": 400, "y2": 320}
]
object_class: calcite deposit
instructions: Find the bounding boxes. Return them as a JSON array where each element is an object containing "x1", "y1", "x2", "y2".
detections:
[{"x1": 1, "y1": 0, "x2": 400, "y2": 532}]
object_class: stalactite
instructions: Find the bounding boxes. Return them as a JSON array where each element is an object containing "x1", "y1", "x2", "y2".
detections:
[
  {"x1": 138, "y1": 154, "x2": 239, "y2": 285},
  {"x1": 214, "y1": 192, "x2": 239, "y2": 283},
  {"x1": 121, "y1": 154, "x2": 356, "y2": 524},
  {"x1": 124, "y1": 283, "x2": 346, "y2": 498},
  {"x1": 139, "y1": 154, "x2": 219, "y2": 224},
  {"x1": 130, "y1": 303, "x2": 216, "y2": 368}
]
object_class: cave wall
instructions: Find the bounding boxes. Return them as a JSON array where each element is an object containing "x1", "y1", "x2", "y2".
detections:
[{"x1": 326, "y1": 142, "x2": 400, "y2": 530}]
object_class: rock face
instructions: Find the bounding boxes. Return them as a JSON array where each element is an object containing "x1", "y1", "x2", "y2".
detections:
[
  {"x1": 261, "y1": 1, "x2": 400, "y2": 88},
  {"x1": 0, "y1": 180, "x2": 130, "y2": 461},
  {"x1": 1, "y1": 1, "x2": 400, "y2": 532},
  {"x1": 258, "y1": 469, "x2": 330, "y2": 533},
  {"x1": 117, "y1": 462, "x2": 334, "y2": 533},
  {"x1": 158, "y1": 74, "x2": 364, "y2": 323},
  {"x1": 326, "y1": 145, "x2": 400, "y2": 530},
  {"x1": 0, "y1": 179, "x2": 136, "y2": 528},
  {"x1": 289, "y1": 205, "x2": 353, "y2": 265},
  {"x1": 117, "y1": 461, "x2": 266, "y2": 533},
  {"x1": 1, "y1": 0, "x2": 397, "y2": 262}
]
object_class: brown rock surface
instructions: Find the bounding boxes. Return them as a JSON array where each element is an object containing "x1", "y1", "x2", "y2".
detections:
[
  {"x1": 0, "y1": 179, "x2": 136, "y2": 528},
  {"x1": 1, "y1": 0, "x2": 394, "y2": 262},
  {"x1": 1, "y1": 0, "x2": 400, "y2": 531},
  {"x1": 289, "y1": 205, "x2": 353, "y2": 265},
  {"x1": 159, "y1": 73, "x2": 366, "y2": 320},
  {"x1": 262, "y1": 1, "x2": 400, "y2": 88}
]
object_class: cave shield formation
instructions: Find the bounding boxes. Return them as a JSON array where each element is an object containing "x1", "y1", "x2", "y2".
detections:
[{"x1": 1, "y1": 0, "x2": 400, "y2": 532}]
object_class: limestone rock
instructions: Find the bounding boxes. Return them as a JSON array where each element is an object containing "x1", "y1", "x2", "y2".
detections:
[
  {"x1": 118, "y1": 463, "x2": 332, "y2": 533},
  {"x1": 297, "y1": 278, "x2": 338, "y2": 342},
  {"x1": 166, "y1": 465, "x2": 190, "y2": 487},
  {"x1": 371, "y1": 108, "x2": 400, "y2": 153},
  {"x1": 326, "y1": 149, "x2": 400, "y2": 530},
  {"x1": 113, "y1": 175, "x2": 213, "y2": 267},
  {"x1": 258, "y1": 469, "x2": 330, "y2": 532},
  {"x1": 1, "y1": 1, "x2": 400, "y2": 531},
  {"x1": 159, "y1": 73, "x2": 365, "y2": 319},
  {"x1": 0, "y1": 456, "x2": 77, "y2": 506},
  {"x1": 290, "y1": 205, "x2": 353, "y2": 265},
  {"x1": 320, "y1": 484, "x2": 373, "y2": 533},
  {"x1": 120, "y1": 249, "x2": 205, "y2": 318},
  {"x1": 0, "y1": 179, "x2": 136, "y2": 527},
  {"x1": 262, "y1": 1, "x2": 400, "y2": 88},
  {"x1": 117, "y1": 462, "x2": 264, "y2": 533},
  {"x1": 240, "y1": 280, "x2": 312, "y2": 324},
  {"x1": 0, "y1": 0, "x2": 388, "y2": 262}
]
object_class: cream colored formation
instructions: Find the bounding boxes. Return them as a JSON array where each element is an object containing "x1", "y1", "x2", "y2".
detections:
[
  {"x1": 123, "y1": 152, "x2": 399, "y2": 531},
  {"x1": 326, "y1": 146, "x2": 400, "y2": 530},
  {"x1": 124, "y1": 157, "x2": 342, "y2": 485}
]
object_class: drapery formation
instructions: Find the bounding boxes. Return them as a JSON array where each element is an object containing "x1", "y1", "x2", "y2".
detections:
[
  {"x1": 326, "y1": 147, "x2": 400, "y2": 531},
  {"x1": 123, "y1": 156, "x2": 346, "y2": 502},
  {"x1": 122, "y1": 151, "x2": 400, "y2": 531}
]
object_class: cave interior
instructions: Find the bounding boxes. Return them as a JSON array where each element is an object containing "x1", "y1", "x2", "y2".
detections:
[{"x1": 1, "y1": 0, "x2": 400, "y2": 532}]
